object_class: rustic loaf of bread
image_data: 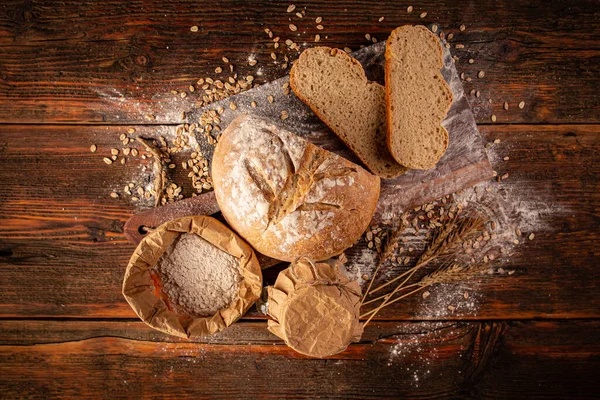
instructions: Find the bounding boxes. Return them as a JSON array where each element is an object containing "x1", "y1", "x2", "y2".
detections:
[
  {"x1": 385, "y1": 25, "x2": 453, "y2": 170},
  {"x1": 212, "y1": 114, "x2": 380, "y2": 262},
  {"x1": 290, "y1": 46, "x2": 407, "y2": 179}
]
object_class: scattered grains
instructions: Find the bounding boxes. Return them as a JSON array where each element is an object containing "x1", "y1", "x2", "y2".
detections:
[
  {"x1": 287, "y1": 4, "x2": 296, "y2": 13},
  {"x1": 460, "y1": 24, "x2": 466, "y2": 31},
  {"x1": 519, "y1": 101, "x2": 525, "y2": 109},
  {"x1": 90, "y1": 144, "x2": 97, "y2": 153},
  {"x1": 315, "y1": 16, "x2": 322, "y2": 23},
  {"x1": 365, "y1": 33, "x2": 371, "y2": 41},
  {"x1": 103, "y1": 157, "x2": 113, "y2": 165},
  {"x1": 528, "y1": 233, "x2": 535, "y2": 240},
  {"x1": 431, "y1": 24, "x2": 438, "y2": 33},
  {"x1": 316, "y1": 24, "x2": 324, "y2": 30},
  {"x1": 503, "y1": 156, "x2": 510, "y2": 161},
  {"x1": 110, "y1": 192, "x2": 119, "y2": 198},
  {"x1": 289, "y1": 24, "x2": 297, "y2": 32},
  {"x1": 478, "y1": 70, "x2": 485, "y2": 78},
  {"x1": 469, "y1": 58, "x2": 475, "y2": 64},
  {"x1": 422, "y1": 291, "x2": 430, "y2": 299},
  {"x1": 110, "y1": 148, "x2": 119, "y2": 156},
  {"x1": 251, "y1": 101, "x2": 257, "y2": 108},
  {"x1": 503, "y1": 101, "x2": 509, "y2": 110},
  {"x1": 420, "y1": 12, "x2": 427, "y2": 18},
  {"x1": 501, "y1": 173, "x2": 509, "y2": 180},
  {"x1": 447, "y1": 33, "x2": 454, "y2": 40},
  {"x1": 491, "y1": 115, "x2": 497, "y2": 122},
  {"x1": 280, "y1": 110, "x2": 289, "y2": 120},
  {"x1": 267, "y1": 95, "x2": 274, "y2": 103},
  {"x1": 379, "y1": 16, "x2": 385, "y2": 22},
  {"x1": 190, "y1": 26, "x2": 198, "y2": 32},
  {"x1": 494, "y1": 138, "x2": 501, "y2": 144},
  {"x1": 455, "y1": 44, "x2": 465, "y2": 49},
  {"x1": 407, "y1": 6, "x2": 413, "y2": 13}
]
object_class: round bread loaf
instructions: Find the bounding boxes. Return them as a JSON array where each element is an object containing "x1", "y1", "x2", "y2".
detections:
[{"x1": 212, "y1": 114, "x2": 380, "y2": 261}]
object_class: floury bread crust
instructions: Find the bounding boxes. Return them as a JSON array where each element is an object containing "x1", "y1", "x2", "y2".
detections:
[
  {"x1": 290, "y1": 47, "x2": 407, "y2": 179},
  {"x1": 212, "y1": 114, "x2": 380, "y2": 262},
  {"x1": 385, "y1": 25, "x2": 453, "y2": 170}
]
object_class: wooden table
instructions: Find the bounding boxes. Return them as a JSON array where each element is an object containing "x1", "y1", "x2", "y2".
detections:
[{"x1": 1, "y1": 1, "x2": 599, "y2": 398}]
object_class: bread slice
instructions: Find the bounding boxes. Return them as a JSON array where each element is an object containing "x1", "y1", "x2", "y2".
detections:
[
  {"x1": 385, "y1": 25, "x2": 453, "y2": 170},
  {"x1": 290, "y1": 47, "x2": 407, "y2": 179}
]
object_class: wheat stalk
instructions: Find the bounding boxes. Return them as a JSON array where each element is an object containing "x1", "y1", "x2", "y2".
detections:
[
  {"x1": 361, "y1": 214, "x2": 486, "y2": 326},
  {"x1": 136, "y1": 137, "x2": 167, "y2": 207},
  {"x1": 360, "y1": 217, "x2": 406, "y2": 304}
]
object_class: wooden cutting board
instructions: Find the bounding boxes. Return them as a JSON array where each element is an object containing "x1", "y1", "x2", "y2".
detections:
[{"x1": 124, "y1": 37, "x2": 492, "y2": 264}]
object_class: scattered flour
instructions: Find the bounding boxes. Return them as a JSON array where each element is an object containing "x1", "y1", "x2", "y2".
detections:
[{"x1": 155, "y1": 233, "x2": 241, "y2": 317}]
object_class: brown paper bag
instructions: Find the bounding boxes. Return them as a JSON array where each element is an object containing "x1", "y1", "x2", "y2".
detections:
[
  {"x1": 122, "y1": 215, "x2": 262, "y2": 338},
  {"x1": 267, "y1": 256, "x2": 363, "y2": 358}
]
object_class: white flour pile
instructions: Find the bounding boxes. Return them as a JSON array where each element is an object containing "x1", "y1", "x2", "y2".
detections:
[{"x1": 155, "y1": 233, "x2": 242, "y2": 317}]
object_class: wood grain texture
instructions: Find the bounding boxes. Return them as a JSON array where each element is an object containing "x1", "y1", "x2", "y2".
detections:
[
  {"x1": 0, "y1": 319, "x2": 597, "y2": 398},
  {"x1": 0, "y1": 0, "x2": 598, "y2": 124},
  {"x1": 0, "y1": 124, "x2": 598, "y2": 319}
]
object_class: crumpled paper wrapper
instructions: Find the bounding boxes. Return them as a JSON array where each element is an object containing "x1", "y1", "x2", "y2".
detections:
[
  {"x1": 267, "y1": 256, "x2": 363, "y2": 358},
  {"x1": 122, "y1": 215, "x2": 263, "y2": 338}
]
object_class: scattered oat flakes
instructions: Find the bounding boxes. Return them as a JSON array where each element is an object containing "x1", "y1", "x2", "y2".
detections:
[
  {"x1": 315, "y1": 16, "x2": 322, "y2": 23},
  {"x1": 407, "y1": 6, "x2": 413, "y2": 13},
  {"x1": 464, "y1": 292, "x2": 469, "y2": 299},
  {"x1": 494, "y1": 138, "x2": 501, "y2": 144},
  {"x1": 447, "y1": 305, "x2": 456, "y2": 311},
  {"x1": 110, "y1": 192, "x2": 119, "y2": 198},
  {"x1": 422, "y1": 291, "x2": 430, "y2": 299},
  {"x1": 504, "y1": 101, "x2": 509, "y2": 110},
  {"x1": 528, "y1": 233, "x2": 535, "y2": 240},
  {"x1": 431, "y1": 24, "x2": 438, "y2": 33},
  {"x1": 90, "y1": 144, "x2": 97, "y2": 153},
  {"x1": 296, "y1": 12, "x2": 303, "y2": 18},
  {"x1": 344, "y1": 47, "x2": 352, "y2": 53},
  {"x1": 420, "y1": 12, "x2": 427, "y2": 18},
  {"x1": 379, "y1": 16, "x2": 385, "y2": 22},
  {"x1": 190, "y1": 26, "x2": 198, "y2": 32},
  {"x1": 501, "y1": 173, "x2": 509, "y2": 180},
  {"x1": 447, "y1": 33, "x2": 454, "y2": 40},
  {"x1": 280, "y1": 110, "x2": 289, "y2": 120},
  {"x1": 478, "y1": 70, "x2": 485, "y2": 78},
  {"x1": 289, "y1": 24, "x2": 297, "y2": 32},
  {"x1": 365, "y1": 33, "x2": 371, "y2": 41},
  {"x1": 287, "y1": 4, "x2": 296, "y2": 12},
  {"x1": 314, "y1": 34, "x2": 321, "y2": 42},
  {"x1": 503, "y1": 156, "x2": 510, "y2": 161},
  {"x1": 251, "y1": 101, "x2": 257, "y2": 108},
  {"x1": 491, "y1": 115, "x2": 497, "y2": 122},
  {"x1": 469, "y1": 58, "x2": 475, "y2": 64},
  {"x1": 271, "y1": 52, "x2": 277, "y2": 60},
  {"x1": 316, "y1": 24, "x2": 324, "y2": 30},
  {"x1": 460, "y1": 24, "x2": 466, "y2": 31},
  {"x1": 455, "y1": 44, "x2": 465, "y2": 49},
  {"x1": 103, "y1": 157, "x2": 113, "y2": 165},
  {"x1": 519, "y1": 101, "x2": 525, "y2": 109},
  {"x1": 267, "y1": 95, "x2": 274, "y2": 103}
]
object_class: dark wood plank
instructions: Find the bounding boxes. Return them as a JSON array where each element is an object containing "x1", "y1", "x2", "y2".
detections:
[
  {"x1": 0, "y1": 319, "x2": 598, "y2": 398},
  {"x1": 0, "y1": 124, "x2": 598, "y2": 319},
  {"x1": 0, "y1": 0, "x2": 598, "y2": 124}
]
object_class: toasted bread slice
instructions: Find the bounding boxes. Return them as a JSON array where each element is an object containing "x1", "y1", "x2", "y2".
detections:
[
  {"x1": 290, "y1": 47, "x2": 407, "y2": 179},
  {"x1": 385, "y1": 25, "x2": 453, "y2": 170}
]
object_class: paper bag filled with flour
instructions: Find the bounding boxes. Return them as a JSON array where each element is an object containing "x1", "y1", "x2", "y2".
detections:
[
  {"x1": 266, "y1": 256, "x2": 363, "y2": 358},
  {"x1": 122, "y1": 216, "x2": 262, "y2": 338}
]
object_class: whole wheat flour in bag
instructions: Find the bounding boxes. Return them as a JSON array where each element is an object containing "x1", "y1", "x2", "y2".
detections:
[{"x1": 155, "y1": 233, "x2": 242, "y2": 317}]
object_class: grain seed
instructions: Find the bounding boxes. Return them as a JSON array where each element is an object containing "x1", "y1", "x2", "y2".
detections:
[
  {"x1": 287, "y1": 4, "x2": 296, "y2": 12},
  {"x1": 456, "y1": 44, "x2": 465, "y2": 49},
  {"x1": 476, "y1": 90, "x2": 481, "y2": 98},
  {"x1": 103, "y1": 157, "x2": 113, "y2": 165},
  {"x1": 494, "y1": 138, "x2": 501, "y2": 144},
  {"x1": 422, "y1": 291, "x2": 430, "y2": 299},
  {"x1": 407, "y1": 6, "x2": 413, "y2": 13},
  {"x1": 316, "y1": 24, "x2": 324, "y2": 30},
  {"x1": 501, "y1": 173, "x2": 509, "y2": 180},
  {"x1": 190, "y1": 26, "x2": 198, "y2": 32},
  {"x1": 420, "y1": 12, "x2": 427, "y2": 18},
  {"x1": 289, "y1": 24, "x2": 297, "y2": 32},
  {"x1": 315, "y1": 16, "x2": 322, "y2": 23},
  {"x1": 222, "y1": 56, "x2": 229, "y2": 63},
  {"x1": 528, "y1": 233, "x2": 535, "y2": 240},
  {"x1": 478, "y1": 70, "x2": 485, "y2": 78},
  {"x1": 344, "y1": 47, "x2": 352, "y2": 53},
  {"x1": 131, "y1": 148, "x2": 139, "y2": 157},
  {"x1": 127, "y1": 128, "x2": 135, "y2": 134},
  {"x1": 491, "y1": 114, "x2": 497, "y2": 122},
  {"x1": 379, "y1": 16, "x2": 385, "y2": 22},
  {"x1": 267, "y1": 95, "x2": 274, "y2": 103},
  {"x1": 431, "y1": 24, "x2": 438, "y2": 33},
  {"x1": 365, "y1": 33, "x2": 371, "y2": 41},
  {"x1": 215, "y1": 67, "x2": 222, "y2": 73},
  {"x1": 447, "y1": 33, "x2": 454, "y2": 40},
  {"x1": 90, "y1": 144, "x2": 97, "y2": 153},
  {"x1": 447, "y1": 305, "x2": 456, "y2": 311},
  {"x1": 248, "y1": 59, "x2": 257, "y2": 66},
  {"x1": 503, "y1": 101, "x2": 509, "y2": 110},
  {"x1": 469, "y1": 58, "x2": 475, "y2": 64},
  {"x1": 111, "y1": 148, "x2": 119, "y2": 156},
  {"x1": 280, "y1": 110, "x2": 289, "y2": 120},
  {"x1": 503, "y1": 156, "x2": 510, "y2": 161},
  {"x1": 519, "y1": 101, "x2": 525, "y2": 109},
  {"x1": 229, "y1": 102, "x2": 237, "y2": 110},
  {"x1": 110, "y1": 192, "x2": 119, "y2": 198},
  {"x1": 460, "y1": 24, "x2": 466, "y2": 31},
  {"x1": 314, "y1": 34, "x2": 320, "y2": 42},
  {"x1": 251, "y1": 101, "x2": 257, "y2": 108}
]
